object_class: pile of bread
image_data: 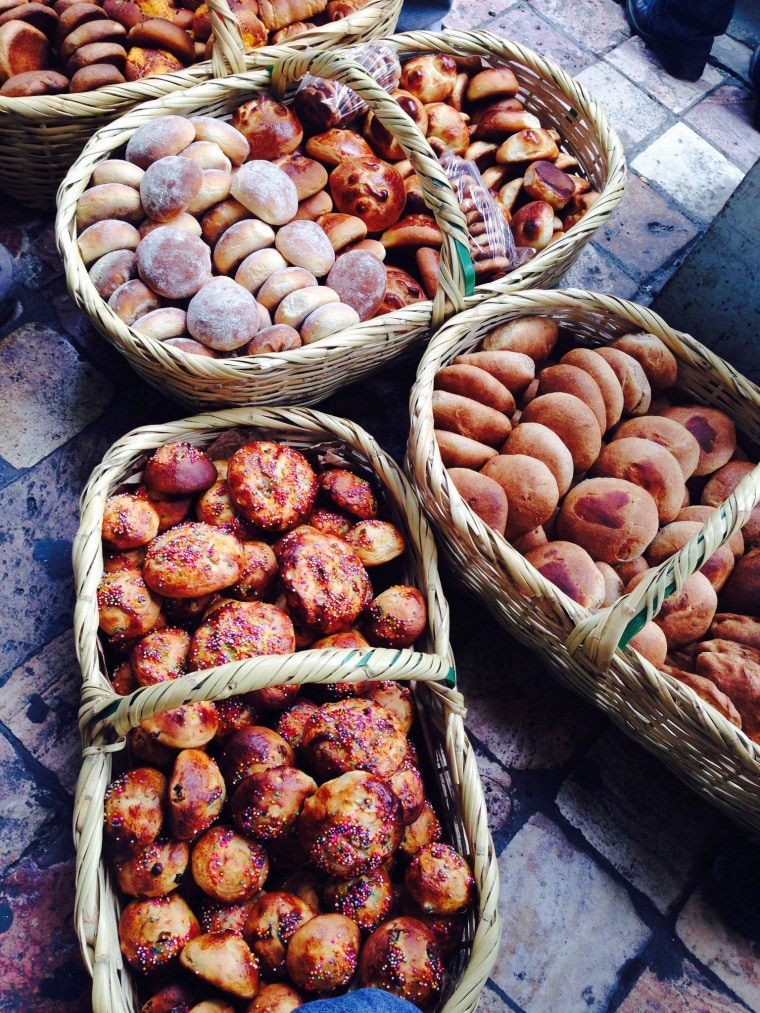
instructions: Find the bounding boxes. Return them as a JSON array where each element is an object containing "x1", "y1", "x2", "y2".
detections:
[
  {"x1": 0, "y1": 0, "x2": 372, "y2": 96},
  {"x1": 436, "y1": 315, "x2": 760, "y2": 741},
  {"x1": 72, "y1": 50, "x2": 600, "y2": 357},
  {"x1": 96, "y1": 434, "x2": 475, "y2": 1010}
]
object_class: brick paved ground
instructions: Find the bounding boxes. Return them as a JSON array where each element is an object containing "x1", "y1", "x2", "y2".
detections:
[{"x1": 1, "y1": 1, "x2": 759, "y2": 1011}]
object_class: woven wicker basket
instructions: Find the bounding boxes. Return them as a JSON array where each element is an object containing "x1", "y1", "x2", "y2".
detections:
[
  {"x1": 55, "y1": 29, "x2": 626, "y2": 409},
  {"x1": 0, "y1": 0, "x2": 402, "y2": 211},
  {"x1": 72, "y1": 405, "x2": 501, "y2": 1013},
  {"x1": 407, "y1": 287, "x2": 760, "y2": 832}
]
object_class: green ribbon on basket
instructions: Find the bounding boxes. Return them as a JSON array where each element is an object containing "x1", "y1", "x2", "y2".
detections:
[
  {"x1": 456, "y1": 238, "x2": 476, "y2": 296},
  {"x1": 619, "y1": 580, "x2": 677, "y2": 650}
]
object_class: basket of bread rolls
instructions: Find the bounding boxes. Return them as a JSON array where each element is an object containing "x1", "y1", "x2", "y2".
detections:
[
  {"x1": 407, "y1": 287, "x2": 760, "y2": 832},
  {"x1": 55, "y1": 29, "x2": 626, "y2": 408},
  {"x1": 0, "y1": 0, "x2": 402, "y2": 210},
  {"x1": 71, "y1": 405, "x2": 500, "y2": 1013}
]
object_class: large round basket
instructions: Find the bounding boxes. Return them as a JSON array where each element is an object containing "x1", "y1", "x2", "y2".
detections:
[
  {"x1": 55, "y1": 29, "x2": 626, "y2": 409},
  {"x1": 406, "y1": 287, "x2": 760, "y2": 832},
  {"x1": 72, "y1": 405, "x2": 501, "y2": 1013},
  {"x1": 0, "y1": 0, "x2": 402, "y2": 210}
]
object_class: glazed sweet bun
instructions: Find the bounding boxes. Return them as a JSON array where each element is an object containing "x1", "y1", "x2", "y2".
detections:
[
  {"x1": 243, "y1": 891, "x2": 316, "y2": 979},
  {"x1": 130, "y1": 626, "x2": 190, "y2": 685},
  {"x1": 187, "y1": 599, "x2": 296, "y2": 669},
  {"x1": 119, "y1": 894, "x2": 200, "y2": 974},
  {"x1": 186, "y1": 277, "x2": 261, "y2": 351},
  {"x1": 102, "y1": 492, "x2": 160, "y2": 550},
  {"x1": 143, "y1": 440, "x2": 217, "y2": 495},
  {"x1": 231, "y1": 766, "x2": 317, "y2": 841},
  {"x1": 481, "y1": 453, "x2": 559, "y2": 539},
  {"x1": 660, "y1": 405, "x2": 737, "y2": 476},
  {"x1": 227, "y1": 441, "x2": 318, "y2": 530},
  {"x1": 277, "y1": 526, "x2": 371, "y2": 636},
  {"x1": 301, "y1": 696, "x2": 406, "y2": 781},
  {"x1": 317, "y1": 467, "x2": 378, "y2": 519},
  {"x1": 104, "y1": 766, "x2": 166, "y2": 856},
  {"x1": 399, "y1": 52, "x2": 457, "y2": 103},
  {"x1": 591, "y1": 436, "x2": 686, "y2": 524},
  {"x1": 556, "y1": 477, "x2": 660, "y2": 564},
  {"x1": 216, "y1": 725, "x2": 296, "y2": 790},
  {"x1": 136, "y1": 225, "x2": 212, "y2": 299},
  {"x1": 525, "y1": 539, "x2": 606, "y2": 610},
  {"x1": 230, "y1": 95, "x2": 303, "y2": 161},
  {"x1": 330, "y1": 156, "x2": 406, "y2": 233},
  {"x1": 404, "y1": 842, "x2": 475, "y2": 916},
  {"x1": 298, "y1": 769, "x2": 403, "y2": 876},
  {"x1": 285, "y1": 913, "x2": 361, "y2": 993},
  {"x1": 378, "y1": 264, "x2": 426, "y2": 312},
  {"x1": 363, "y1": 585, "x2": 427, "y2": 648},
  {"x1": 191, "y1": 826, "x2": 268, "y2": 904},
  {"x1": 520, "y1": 392, "x2": 602, "y2": 474},
  {"x1": 357, "y1": 916, "x2": 443, "y2": 1007},
  {"x1": 179, "y1": 929, "x2": 260, "y2": 999},
  {"x1": 114, "y1": 837, "x2": 190, "y2": 898},
  {"x1": 97, "y1": 568, "x2": 162, "y2": 639},
  {"x1": 142, "y1": 521, "x2": 244, "y2": 598}
]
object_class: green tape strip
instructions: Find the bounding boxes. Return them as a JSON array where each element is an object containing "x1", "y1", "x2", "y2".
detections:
[
  {"x1": 619, "y1": 580, "x2": 676, "y2": 649},
  {"x1": 455, "y1": 239, "x2": 476, "y2": 296}
]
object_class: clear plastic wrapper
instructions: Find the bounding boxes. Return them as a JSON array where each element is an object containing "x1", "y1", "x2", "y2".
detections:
[
  {"x1": 293, "y1": 44, "x2": 402, "y2": 132},
  {"x1": 440, "y1": 150, "x2": 535, "y2": 283}
]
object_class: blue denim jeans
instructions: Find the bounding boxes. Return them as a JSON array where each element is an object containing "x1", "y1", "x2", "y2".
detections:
[{"x1": 299, "y1": 989, "x2": 420, "y2": 1013}]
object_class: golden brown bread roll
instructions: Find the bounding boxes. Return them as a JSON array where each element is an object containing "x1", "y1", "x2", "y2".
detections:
[
  {"x1": 434, "y1": 363, "x2": 516, "y2": 414},
  {"x1": 453, "y1": 349, "x2": 535, "y2": 394},
  {"x1": 559, "y1": 346, "x2": 624, "y2": 431},
  {"x1": 482, "y1": 316, "x2": 558, "y2": 362},
  {"x1": 626, "y1": 568, "x2": 717, "y2": 650},
  {"x1": 645, "y1": 520, "x2": 734, "y2": 592},
  {"x1": 556, "y1": 477, "x2": 660, "y2": 564},
  {"x1": 496, "y1": 128, "x2": 559, "y2": 164},
  {"x1": 719, "y1": 546, "x2": 760, "y2": 616},
  {"x1": 502, "y1": 421, "x2": 574, "y2": 496},
  {"x1": 700, "y1": 459, "x2": 760, "y2": 548},
  {"x1": 481, "y1": 453, "x2": 559, "y2": 539},
  {"x1": 399, "y1": 52, "x2": 457, "y2": 103},
  {"x1": 330, "y1": 156, "x2": 406, "y2": 233},
  {"x1": 509, "y1": 200, "x2": 556, "y2": 251},
  {"x1": 595, "y1": 560, "x2": 624, "y2": 607},
  {"x1": 537, "y1": 362, "x2": 607, "y2": 434},
  {"x1": 520, "y1": 392, "x2": 602, "y2": 474},
  {"x1": 660, "y1": 664, "x2": 742, "y2": 727},
  {"x1": 126, "y1": 115, "x2": 196, "y2": 169},
  {"x1": 525, "y1": 539, "x2": 606, "y2": 609},
  {"x1": 432, "y1": 389, "x2": 512, "y2": 447},
  {"x1": 447, "y1": 467, "x2": 508, "y2": 535},
  {"x1": 660, "y1": 405, "x2": 736, "y2": 476},
  {"x1": 591, "y1": 436, "x2": 686, "y2": 524},
  {"x1": 611, "y1": 415, "x2": 701, "y2": 480},
  {"x1": 628, "y1": 621, "x2": 668, "y2": 668},
  {"x1": 435, "y1": 430, "x2": 498, "y2": 470},
  {"x1": 610, "y1": 331, "x2": 678, "y2": 393},
  {"x1": 231, "y1": 95, "x2": 303, "y2": 161},
  {"x1": 693, "y1": 651, "x2": 760, "y2": 740},
  {"x1": 710, "y1": 612, "x2": 760, "y2": 649},
  {"x1": 593, "y1": 346, "x2": 651, "y2": 416},
  {"x1": 677, "y1": 504, "x2": 744, "y2": 557}
]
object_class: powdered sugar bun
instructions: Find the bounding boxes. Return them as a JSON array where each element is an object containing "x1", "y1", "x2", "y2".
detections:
[
  {"x1": 126, "y1": 114, "x2": 196, "y2": 169},
  {"x1": 234, "y1": 247, "x2": 288, "y2": 295},
  {"x1": 140, "y1": 154, "x2": 203, "y2": 222},
  {"x1": 275, "y1": 219, "x2": 335, "y2": 276},
  {"x1": 230, "y1": 161, "x2": 299, "y2": 226},
  {"x1": 326, "y1": 249, "x2": 387, "y2": 321},
  {"x1": 213, "y1": 219, "x2": 275, "y2": 274},
  {"x1": 187, "y1": 276, "x2": 261, "y2": 351},
  {"x1": 300, "y1": 302, "x2": 360, "y2": 343},
  {"x1": 136, "y1": 226, "x2": 212, "y2": 300},
  {"x1": 189, "y1": 115, "x2": 249, "y2": 166}
]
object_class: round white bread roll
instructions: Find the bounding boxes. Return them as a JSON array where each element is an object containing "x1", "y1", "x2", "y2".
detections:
[{"x1": 231, "y1": 161, "x2": 299, "y2": 226}]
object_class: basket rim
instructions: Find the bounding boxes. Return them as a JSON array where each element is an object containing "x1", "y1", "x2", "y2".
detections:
[
  {"x1": 406, "y1": 286, "x2": 760, "y2": 772},
  {"x1": 54, "y1": 27, "x2": 627, "y2": 393},
  {"x1": 0, "y1": 0, "x2": 403, "y2": 117},
  {"x1": 73, "y1": 404, "x2": 455, "y2": 730}
]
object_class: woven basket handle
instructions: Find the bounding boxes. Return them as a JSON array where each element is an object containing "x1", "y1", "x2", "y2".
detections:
[
  {"x1": 207, "y1": 0, "x2": 247, "y2": 77},
  {"x1": 566, "y1": 464, "x2": 760, "y2": 670},
  {"x1": 81, "y1": 647, "x2": 460, "y2": 741},
  {"x1": 268, "y1": 47, "x2": 474, "y2": 325}
]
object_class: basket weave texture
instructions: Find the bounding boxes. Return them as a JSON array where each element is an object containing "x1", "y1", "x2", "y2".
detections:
[
  {"x1": 406, "y1": 287, "x2": 760, "y2": 832},
  {"x1": 55, "y1": 29, "x2": 626, "y2": 410},
  {"x1": 72, "y1": 405, "x2": 501, "y2": 1013},
  {"x1": 0, "y1": 0, "x2": 402, "y2": 210}
]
